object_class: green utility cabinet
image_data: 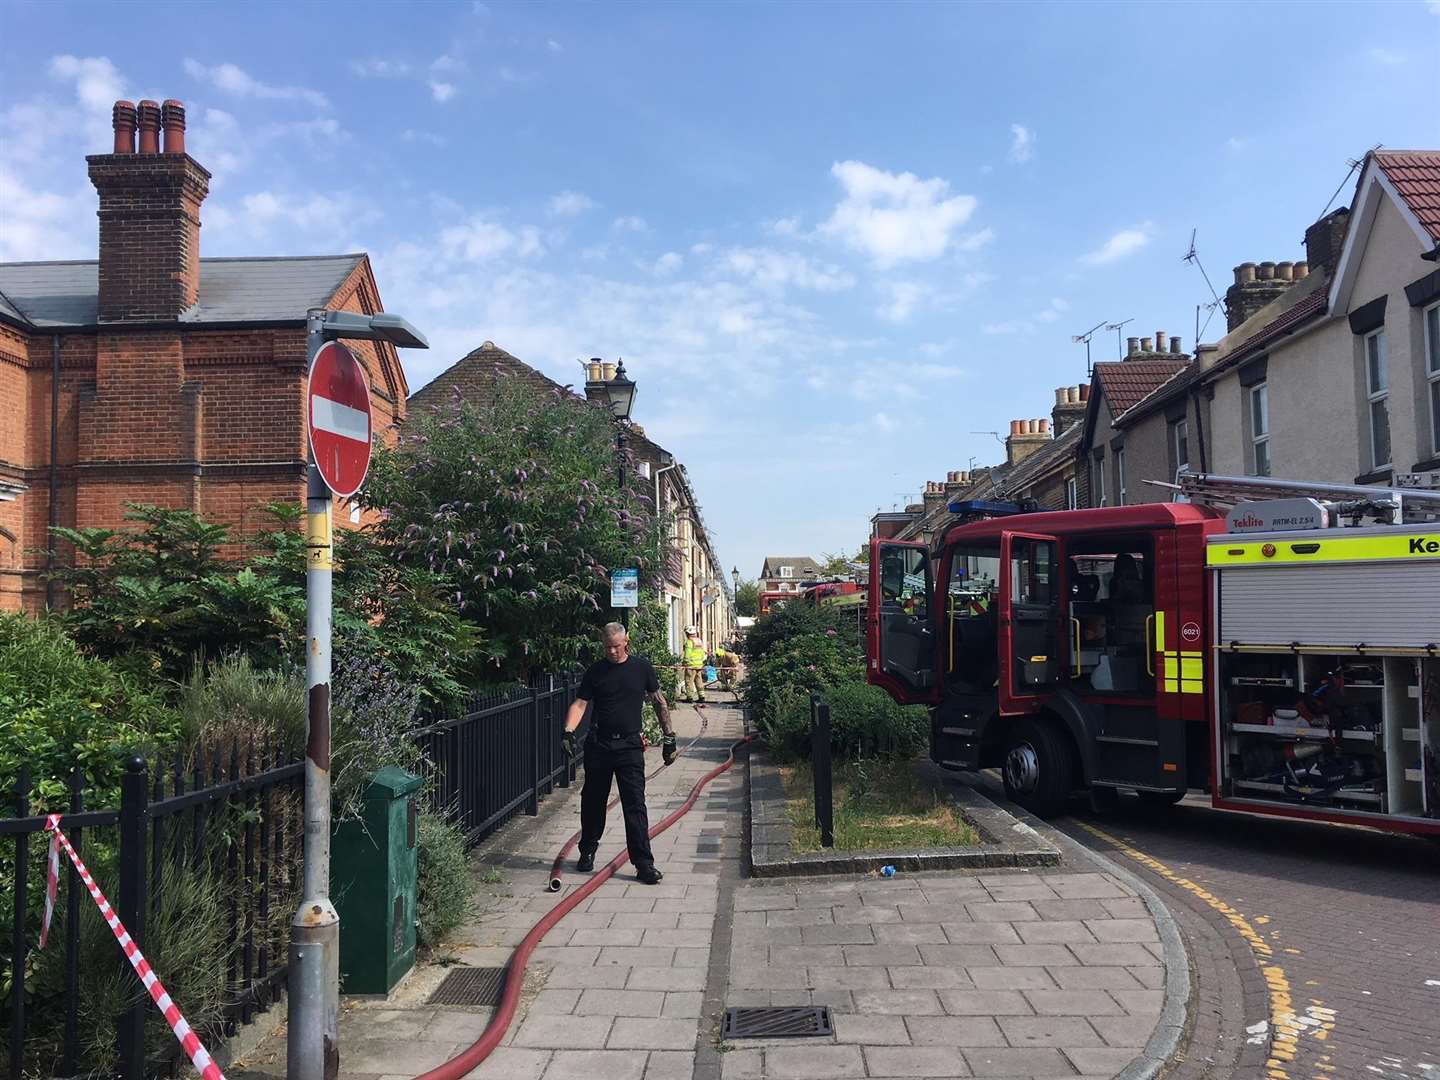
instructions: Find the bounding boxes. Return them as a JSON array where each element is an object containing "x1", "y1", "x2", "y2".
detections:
[{"x1": 333, "y1": 767, "x2": 423, "y2": 995}]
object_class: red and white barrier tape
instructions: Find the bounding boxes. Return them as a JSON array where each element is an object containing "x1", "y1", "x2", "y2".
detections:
[
  {"x1": 43, "y1": 814, "x2": 226, "y2": 1080},
  {"x1": 40, "y1": 829, "x2": 59, "y2": 949}
]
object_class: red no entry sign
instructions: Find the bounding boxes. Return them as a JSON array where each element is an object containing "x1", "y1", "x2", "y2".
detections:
[{"x1": 308, "y1": 340, "x2": 372, "y2": 498}]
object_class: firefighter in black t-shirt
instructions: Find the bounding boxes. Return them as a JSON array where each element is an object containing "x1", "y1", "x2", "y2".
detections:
[{"x1": 561, "y1": 622, "x2": 676, "y2": 884}]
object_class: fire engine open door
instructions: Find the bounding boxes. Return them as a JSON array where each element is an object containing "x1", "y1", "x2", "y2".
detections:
[
  {"x1": 867, "y1": 539, "x2": 938, "y2": 705},
  {"x1": 999, "y1": 531, "x2": 1061, "y2": 715}
]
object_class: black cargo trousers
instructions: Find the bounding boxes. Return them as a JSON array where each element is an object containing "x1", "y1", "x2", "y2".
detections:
[{"x1": 578, "y1": 732, "x2": 655, "y2": 870}]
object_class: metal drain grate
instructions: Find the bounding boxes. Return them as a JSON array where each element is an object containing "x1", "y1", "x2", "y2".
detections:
[
  {"x1": 723, "y1": 1006, "x2": 832, "y2": 1038},
  {"x1": 427, "y1": 966, "x2": 505, "y2": 1007}
]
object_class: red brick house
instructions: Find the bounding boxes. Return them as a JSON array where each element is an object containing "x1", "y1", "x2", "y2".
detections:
[{"x1": 0, "y1": 98, "x2": 408, "y2": 613}]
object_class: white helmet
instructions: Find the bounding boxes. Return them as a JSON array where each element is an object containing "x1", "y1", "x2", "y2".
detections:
[{"x1": 685, "y1": 625, "x2": 698, "y2": 635}]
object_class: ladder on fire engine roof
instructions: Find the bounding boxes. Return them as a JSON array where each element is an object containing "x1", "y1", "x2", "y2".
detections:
[{"x1": 1145, "y1": 469, "x2": 1440, "y2": 525}]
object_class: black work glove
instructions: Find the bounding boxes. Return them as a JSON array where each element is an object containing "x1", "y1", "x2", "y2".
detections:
[
  {"x1": 562, "y1": 731, "x2": 577, "y2": 759},
  {"x1": 662, "y1": 735, "x2": 678, "y2": 766}
]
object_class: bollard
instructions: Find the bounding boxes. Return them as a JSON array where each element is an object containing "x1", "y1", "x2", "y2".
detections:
[{"x1": 810, "y1": 695, "x2": 834, "y2": 848}]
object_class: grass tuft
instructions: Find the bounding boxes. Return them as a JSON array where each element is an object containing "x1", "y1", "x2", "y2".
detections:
[{"x1": 781, "y1": 758, "x2": 980, "y2": 852}]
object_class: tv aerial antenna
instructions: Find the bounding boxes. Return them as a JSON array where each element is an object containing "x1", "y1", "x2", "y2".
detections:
[
  {"x1": 1319, "y1": 144, "x2": 1381, "y2": 219},
  {"x1": 970, "y1": 430, "x2": 1005, "y2": 446},
  {"x1": 1183, "y1": 229, "x2": 1223, "y2": 345},
  {"x1": 1071, "y1": 321, "x2": 1106, "y2": 376},
  {"x1": 1104, "y1": 318, "x2": 1133, "y2": 360}
]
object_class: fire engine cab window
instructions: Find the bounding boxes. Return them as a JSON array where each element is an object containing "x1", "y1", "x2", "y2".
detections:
[
  {"x1": 879, "y1": 546, "x2": 928, "y2": 619},
  {"x1": 1068, "y1": 541, "x2": 1154, "y2": 695},
  {"x1": 946, "y1": 545, "x2": 1000, "y2": 690}
]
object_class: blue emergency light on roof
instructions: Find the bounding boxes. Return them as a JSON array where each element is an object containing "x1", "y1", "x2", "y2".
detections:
[{"x1": 947, "y1": 499, "x2": 1026, "y2": 517}]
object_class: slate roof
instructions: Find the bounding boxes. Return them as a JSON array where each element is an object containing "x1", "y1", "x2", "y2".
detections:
[
  {"x1": 761, "y1": 556, "x2": 823, "y2": 579},
  {"x1": 1000, "y1": 423, "x2": 1082, "y2": 493},
  {"x1": 1375, "y1": 150, "x2": 1440, "y2": 242},
  {"x1": 0, "y1": 254, "x2": 365, "y2": 329},
  {"x1": 1092, "y1": 359, "x2": 1190, "y2": 414}
]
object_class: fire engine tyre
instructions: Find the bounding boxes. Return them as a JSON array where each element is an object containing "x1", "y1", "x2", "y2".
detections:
[{"x1": 1001, "y1": 717, "x2": 1076, "y2": 817}]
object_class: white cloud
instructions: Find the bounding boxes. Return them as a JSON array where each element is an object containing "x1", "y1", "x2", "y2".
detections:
[
  {"x1": 429, "y1": 80, "x2": 457, "y2": 103},
  {"x1": 547, "y1": 39, "x2": 564, "y2": 54},
  {"x1": 654, "y1": 251, "x2": 683, "y2": 275},
  {"x1": 548, "y1": 190, "x2": 596, "y2": 217},
  {"x1": 876, "y1": 281, "x2": 929, "y2": 323},
  {"x1": 1081, "y1": 225, "x2": 1153, "y2": 265},
  {"x1": 768, "y1": 216, "x2": 801, "y2": 236},
  {"x1": 430, "y1": 54, "x2": 465, "y2": 73},
  {"x1": 1008, "y1": 124, "x2": 1035, "y2": 163},
  {"x1": 820, "y1": 160, "x2": 979, "y2": 268},
  {"x1": 438, "y1": 215, "x2": 547, "y2": 262},
  {"x1": 612, "y1": 215, "x2": 649, "y2": 233},
  {"x1": 1366, "y1": 46, "x2": 1405, "y2": 65},
  {"x1": 955, "y1": 227, "x2": 995, "y2": 252},
  {"x1": 1225, "y1": 135, "x2": 1251, "y2": 153},
  {"x1": 182, "y1": 59, "x2": 329, "y2": 109},
  {"x1": 721, "y1": 248, "x2": 855, "y2": 293},
  {"x1": 981, "y1": 297, "x2": 1069, "y2": 335},
  {"x1": 402, "y1": 129, "x2": 447, "y2": 146},
  {"x1": 0, "y1": 167, "x2": 94, "y2": 261},
  {"x1": 1036, "y1": 297, "x2": 1069, "y2": 323},
  {"x1": 49, "y1": 55, "x2": 125, "y2": 110},
  {"x1": 873, "y1": 412, "x2": 897, "y2": 432},
  {"x1": 350, "y1": 58, "x2": 411, "y2": 78}
]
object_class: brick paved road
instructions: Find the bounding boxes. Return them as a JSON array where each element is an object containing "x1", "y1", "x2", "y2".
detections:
[{"x1": 1059, "y1": 796, "x2": 1440, "y2": 1080}]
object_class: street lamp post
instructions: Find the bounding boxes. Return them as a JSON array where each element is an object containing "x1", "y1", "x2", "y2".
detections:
[
  {"x1": 587, "y1": 360, "x2": 637, "y2": 627},
  {"x1": 291, "y1": 308, "x2": 427, "y2": 1080},
  {"x1": 731, "y1": 566, "x2": 741, "y2": 633}
]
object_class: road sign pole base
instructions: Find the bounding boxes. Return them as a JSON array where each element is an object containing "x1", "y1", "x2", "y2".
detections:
[{"x1": 287, "y1": 901, "x2": 340, "y2": 1080}]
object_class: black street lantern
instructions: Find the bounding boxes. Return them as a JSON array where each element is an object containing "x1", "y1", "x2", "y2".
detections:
[
  {"x1": 731, "y1": 566, "x2": 740, "y2": 595},
  {"x1": 605, "y1": 359, "x2": 637, "y2": 421}
]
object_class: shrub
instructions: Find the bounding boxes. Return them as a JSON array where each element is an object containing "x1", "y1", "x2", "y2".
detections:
[
  {"x1": 415, "y1": 809, "x2": 473, "y2": 949},
  {"x1": 329, "y1": 640, "x2": 425, "y2": 822},
  {"x1": 0, "y1": 612, "x2": 181, "y2": 809},
  {"x1": 821, "y1": 680, "x2": 928, "y2": 760},
  {"x1": 177, "y1": 653, "x2": 306, "y2": 760},
  {"x1": 744, "y1": 630, "x2": 863, "y2": 721}
]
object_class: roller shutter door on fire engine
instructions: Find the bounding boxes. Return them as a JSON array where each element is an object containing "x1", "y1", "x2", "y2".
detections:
[{"x1": 1219, "y1": 562, "x2": 1440, "y2": 650}]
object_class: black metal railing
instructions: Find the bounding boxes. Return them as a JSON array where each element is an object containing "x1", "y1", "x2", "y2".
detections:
[
  {"x1": 2, "y1": 747, "x2": 303, "y2": 1080},
  {"x1": 411, "y1": 674, "x2": 580, "y2": 847},
  {"x1": 811, "y1": 694, "x2": 835, "y2": 848}
]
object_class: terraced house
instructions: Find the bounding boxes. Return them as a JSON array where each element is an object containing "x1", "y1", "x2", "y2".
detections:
[{"x1": 0, "y1": 98, "x2": 408, "y2": 613}]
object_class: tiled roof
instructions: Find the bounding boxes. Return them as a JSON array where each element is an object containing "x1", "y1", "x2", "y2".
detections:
[
  {"x1": 405, "y1": 341, "x2": 580, "y2": 420},
  {"x1": 761, "y1": 556, "x2": 823, "y2": 578},
  {"x1": 1092, "y1": 359, "x2": 1190, "y2": 414},
  {"x1": 1375, "y1": 150, "x2": 1440, "y2": 242},
  {"x1": 1112, "y1": 363, "x2": 1203, "y2": 425},
  {"x1": 0, "y1": 255, "x2": 364, "y2": 328}
]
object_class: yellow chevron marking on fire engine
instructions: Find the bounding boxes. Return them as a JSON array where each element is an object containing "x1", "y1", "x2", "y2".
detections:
[{"x1": 1074, "y1": 821, "x2": 1332, "y2": 1078}]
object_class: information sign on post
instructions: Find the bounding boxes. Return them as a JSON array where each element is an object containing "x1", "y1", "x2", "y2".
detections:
[{"x1": 611, "y1": 568, "x2": 640, "y2": 608}]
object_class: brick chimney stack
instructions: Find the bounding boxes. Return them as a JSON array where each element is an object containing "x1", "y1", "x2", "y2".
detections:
[
  {"x1": 1304, "y1": 208, "x2": 1350, "y2": 278},
  {"x1": 1224, "y1": 256, "x2": 1302, "y2": 332},
  {"x1": 1051, "y1": 384, "x2": 1088, "y2": 434},
  {"x1": 88, "y1": 98, "x2": 211, "y2": 322},
  {"x1": 1006, "y1": 418, "x2": 1050, "y2": 466}
]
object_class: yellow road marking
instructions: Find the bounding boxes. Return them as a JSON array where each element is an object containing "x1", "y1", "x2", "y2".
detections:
[{"x1": 1075, "y1": 821, "x2": 1337, "y2": 1079}]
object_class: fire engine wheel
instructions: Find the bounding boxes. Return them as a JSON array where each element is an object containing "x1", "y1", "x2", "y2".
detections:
[{"x1": 1001, "y1": 718, "x2": 1075, "y2": 817}]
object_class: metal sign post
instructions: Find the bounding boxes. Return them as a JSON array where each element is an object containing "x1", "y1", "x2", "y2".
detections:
[{"x1": 289, "y1": 308, "x2": 426, "y2": 1080}]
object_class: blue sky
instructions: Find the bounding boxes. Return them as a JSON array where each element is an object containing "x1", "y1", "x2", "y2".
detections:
[{"x1": 3, "y1": 1, "x2": 1438, "y2": 580}]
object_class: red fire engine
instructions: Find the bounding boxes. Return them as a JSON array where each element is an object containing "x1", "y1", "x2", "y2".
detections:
[{"x1": 867, "y1": 472, "x2": 1440, "y2": 836}]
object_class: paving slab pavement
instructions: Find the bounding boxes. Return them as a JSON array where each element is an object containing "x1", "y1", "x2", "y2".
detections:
[{"x1": 231, "y1": 699, "x2": 1178, "y2": 1080}]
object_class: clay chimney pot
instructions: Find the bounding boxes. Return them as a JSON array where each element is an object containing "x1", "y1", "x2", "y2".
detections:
[
  {"x1": 111, "y1": 100, "x2": 136, "y2": 154},
  {"x1": 1039, "y1": 419, "x2": 1050, "y2": 433},
  {"x1": 1276, "y1": 261, "x2": 1293, "y2": 282},
  {"x1": 1009, "y1": 420, "x2": 1022, "y2": 436},
  {"x1": 1140, "y1": 337, "x2": 1153, "y2": 352},
  {"x1": 1257, "y1": 261, "x2": 1275, "y2": 281},
  {"x1": 1155, "y1": 331, "x2": 1167, "y2": 353},
  {"x1": 1170, "y1": 336, "x2": 1183, "y2": 354},
  {"x1": 161, "y1": 100, "x2": 186, "y2": 154},
  {"x1": 1078, "y1": 383, "x2": 1090, "y2": 401},
  {"x1": 136, "y1": 100, "x2": 161, "y2": 154},
  {"x1": 1293, "y1": 261, "x2": 1309, "y2": 280},
  {"x1": 1127, "y1": 336, "x2": 1139, "y2": 356},
  {"x1": 1236, "y1": 262, "x2": 1257, "y2": 284}
]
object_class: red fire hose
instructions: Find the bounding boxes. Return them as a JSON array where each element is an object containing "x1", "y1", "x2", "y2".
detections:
[
  {"x1": 548, "y1": 705, "x2": 709, "y2": 892},
  {"x1": 413, "y1": 729, "x2": 754, "y2": 1080}
]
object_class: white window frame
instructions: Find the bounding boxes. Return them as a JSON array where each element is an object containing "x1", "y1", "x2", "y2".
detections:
[
  {"x1": 1172, "y1": 418, "x2": 1189, "y2": 476},
  {"x1": 1425, "y1": 301, "x2": 1440, "y2": 457},
  {"x1": 1364, "y1": 328, "x2": 1390, "y2": 469},
  {"x1": 1065, "y1": 476, "x2": 1078, "y2": 510},
  {"x1": 1092, "y1": 454, "x2": 1107, "y2": 507},
  {"x1": 1115, "y1": 448, "x2": 1127, "y2": 506},
  {"x1": 779, "y1": 566, "x2": 794, "y2": 579},
  {"x1": 1249, "y1": 382, "x2": 1271, "y2": 477}
]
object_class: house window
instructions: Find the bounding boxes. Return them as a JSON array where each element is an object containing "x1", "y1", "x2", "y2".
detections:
[
  {"x1": 779, "y1": 566, "x2": 794, "y2": 578},
  {"x1": 1365, "y1": 328, "x2": 1390, "y2": 469},
  {"x1": 1425, "y1": 302, "x2": 1440, "y2": 456},
  {"x1": 1249, "y1": 382, "x2": 1271, "y2": 477},
  {"x1": 1114, "y1": 448, "x2": 1127, "y2": 506},
  {"x1": 1092, "y1": 453, "x2": 1107, "y2": 507},
  {"x1": 1171, "y1": 418, "x2": 1189, "y2": 476},
  {"x1": 1065, "y1": 476, "x2": 1078, "y2": 510}
]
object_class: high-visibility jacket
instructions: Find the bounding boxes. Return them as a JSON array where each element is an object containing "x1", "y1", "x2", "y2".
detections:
[{"x1": 682, "y1": 639, "x2": 706, "y2": 668}]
